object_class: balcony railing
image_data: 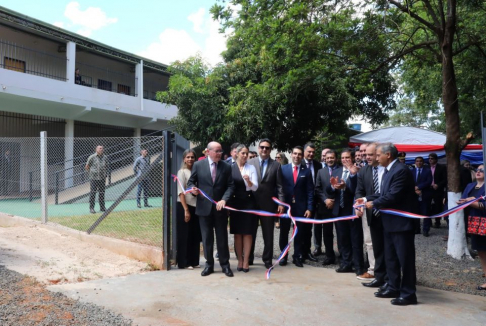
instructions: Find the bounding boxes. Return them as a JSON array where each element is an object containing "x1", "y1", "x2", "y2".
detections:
[
  {"x1": 0, "y1": 40, "x2": 67, "y2": 81},
  {"x1": 75, "y1": 61, "x2": 137, "y2": 97},
  {"x1": 143, "y1": 82, "x2": 165, "y2": 102}
]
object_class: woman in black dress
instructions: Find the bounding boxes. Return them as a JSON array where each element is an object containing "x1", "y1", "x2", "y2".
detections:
[
  {"x1": 457, "y1": 164, "x2": 486, "y2": 290},
  {"x1": 176, "y1": 149, "x2": 201, "y2": 269},
  {"x1": 228, "y1": 144, "x2": 259, "y2": 272}
]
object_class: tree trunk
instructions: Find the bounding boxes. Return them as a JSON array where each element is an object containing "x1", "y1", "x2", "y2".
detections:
[{"x1": 442, "y1": 2, "x2": 471, "y2": 259}]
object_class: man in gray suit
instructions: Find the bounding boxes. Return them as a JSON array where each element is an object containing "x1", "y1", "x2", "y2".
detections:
[
  {"x1": 248, "y1": 139, "x2": 285, "y2": 269},
  {"x1": 188, "y1": 141, "x2": 235, "y2": 277}
]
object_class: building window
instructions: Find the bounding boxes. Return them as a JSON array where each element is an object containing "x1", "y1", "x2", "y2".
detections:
[
  {"x1": 117, "y1": 84, "x2": 131, "y2": 95},
  {"x1": 97, "y1": 79, "x2": 112, "y2": 91},
  {"x1": 4, "y1": 57, "x2": 26, "y2": 73}
]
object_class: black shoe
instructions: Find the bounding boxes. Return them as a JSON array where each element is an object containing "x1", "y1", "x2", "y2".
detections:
[
  {"x1": 90, "y1": 208, "x2": 96, "y2": 214},
  {"x1": 144, "y1": 204, "x2": 153, "y2": 208},
  {"x1": 422, "y1": 230, "x2": 429, "y2": 237},
  {"x1": 362, "y1": 279, "x2": 385, "y2": 288},
  {"x1": 391, "y1": 297, "x2": 417, "y2": 306},
  {"x1": 292, "y1": 258, "x2": 304, "y2": 268},
  {"x1": 305, "y1": 253, "x2": 318, "y2": 262},
  {"x1": 243, "y1": 268, "x2": 249, "y2": 273},
  {"x1": 222, "y1": 267, "x2": 234, "y2": 277},
  {"x1": 313, "y1": 248, "x2": 323, "y2": 256},
  {"x1": 477, "y1": 285, "x2": 486, "y2": 291},
  {"x1": 379, "y1": 283, "x2": 389, "y2": 292},
  {"x1": 237, "y1": 267, "x2": 243, "y2": 272},
  {"x1": 264, "y1": 262, "x2": 273, "y2": 269},
  {"x1": 137, "y1": 204, "x2": 141, "y2": 208},
  {"x1": 279, "y1": 258, "x2": 288, "y2": 266},
  {"x1": 322, "y1": 258, "x2": 335, "y2": 266},
  {"x1": 335, "y1": 266, "x2": 353, "y2": 273},
  {"x1": 374, "y1": 289, "x2": 400, "y2": 298},
  {"x1": 201, "y1": 267, "x2": 214, "y2": 276}
]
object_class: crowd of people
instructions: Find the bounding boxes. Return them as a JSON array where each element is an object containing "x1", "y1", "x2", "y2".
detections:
[{"x1": 175, "y1": 139, "x2": 486, "y2": 306}]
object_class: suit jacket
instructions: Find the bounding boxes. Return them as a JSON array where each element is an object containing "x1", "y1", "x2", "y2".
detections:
[
  {"x1": 315, "y1": 165, "x2": 337, "y2": 215},
  {"x1": 460, "y1": 166, "x2": 473, "y2": 193},
  {"x1": 412, "y1": 167, "x2": 432, "y2": 201},
  {"x1": 355, "y1": 164, "x2": 380, "y2": 225},
  {"x1": 304, "y1": 159, "x2": 322, "y2": 184},
  {"x1": 281, "y1": 163, "x2": 314, "y2": 216},
  {"x1": 327, "y1": 166, "x2": 358, "y2": 216},
  {"x1": 366, "y1": 161, "x2": 417, "y2": 232},
  {"x1": 248, "y1": 157, "x2": 285, "y2": 212},
  {"x1": 187, "y1": 158, "x2": 235, "y2": 217},
  {"x1": 430, "y1": 163, "x2": 447, "y2": 199}
]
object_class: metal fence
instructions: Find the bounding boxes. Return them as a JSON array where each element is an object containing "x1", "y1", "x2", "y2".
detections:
[{"x1": 0, "y1": 134, "x2": 165, "y2": 248}]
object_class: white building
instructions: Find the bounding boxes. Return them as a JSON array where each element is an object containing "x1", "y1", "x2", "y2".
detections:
[{"x1": 0, "y1": 6, "x2": 176, "y2": 138}]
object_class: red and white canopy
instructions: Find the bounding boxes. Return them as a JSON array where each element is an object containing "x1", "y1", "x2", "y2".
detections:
[{"x1": 348, "y1": 126, "x2": 483, "y2": 165}]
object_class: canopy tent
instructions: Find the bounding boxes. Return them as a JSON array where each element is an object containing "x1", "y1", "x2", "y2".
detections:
[{"x1": 348, "y1": 126, "x2": 483, "y2": 165}]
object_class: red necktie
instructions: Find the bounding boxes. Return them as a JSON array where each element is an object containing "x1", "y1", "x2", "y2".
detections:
[{"x1": 293, "y1": 165, "x2": 298, "y2": 184}]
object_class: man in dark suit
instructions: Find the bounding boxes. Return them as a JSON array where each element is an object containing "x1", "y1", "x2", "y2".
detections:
[
  {"x1": 327, "y1": 149, "x2": 363, "y2": 275},
  {"x1": 248, "y1": 139, "x2": 285, "y2": 269},
  {"x1": 188, "y1": 141, "x2": 235, "y2": 277},
  {"x1": 314, "y1": 149, "x2": 338, "y2": 264},
  {"x1": 428, "y1": 153, "x2": 447, "y2": 228},
  {"x1": 412, "y1": 156, "x2": 433, "y2": 237},
  {"x1": 303, "y1": 142, "x2": 322, "y2": 262},
  {"x1": 226, "y1": 142, "x2": 239, "y2": 165},
  {"x1": 356, "y1": 143, "x2": 386, "y2": 287},
  {"x1": 358, "y1": 142, "x2": 418, "y2": 306},
  {"x1": 279, "y1": 146, "x2": 314, "y2": 267}
]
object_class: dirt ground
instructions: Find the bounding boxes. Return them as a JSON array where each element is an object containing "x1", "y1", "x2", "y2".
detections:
[{"x1": 0, "y1": 224, "x2": 150, "y2": 285}]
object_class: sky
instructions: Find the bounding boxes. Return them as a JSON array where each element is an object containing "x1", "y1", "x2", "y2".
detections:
[{"x1": 0, "y1": 0, "x2": 230, "y2": 66}]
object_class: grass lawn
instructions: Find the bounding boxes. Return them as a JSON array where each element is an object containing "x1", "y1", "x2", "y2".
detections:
[{"x1": 49, "y1": 208, "x2": 163, "y2": 247}]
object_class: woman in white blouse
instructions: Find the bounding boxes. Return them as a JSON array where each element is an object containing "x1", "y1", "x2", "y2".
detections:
[
  {"x1": 228, "y1": 144, "x2": 259, "y2": 272},
  {"x1": 176, "y1": 149, "x2": 201, "y2": 269}
]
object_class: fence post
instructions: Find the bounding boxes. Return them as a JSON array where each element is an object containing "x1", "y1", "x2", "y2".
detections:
[
  {"x1": 40, "y1": 131, "x2": 48, "y2": 223},
  {"x1": 55, "y1": 171, "x2": 59, "y2": 205},
  {"x1": 162, "y1": 130, "x2": 172, "y2": 271},
  {"x1": 29, "y1": 172, "x2": 33, "y2": 202}
]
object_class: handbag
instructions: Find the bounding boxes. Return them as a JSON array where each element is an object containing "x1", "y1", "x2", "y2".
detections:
[{"x1": 467, "y1": 216, "x2": 486, "y2": 236}]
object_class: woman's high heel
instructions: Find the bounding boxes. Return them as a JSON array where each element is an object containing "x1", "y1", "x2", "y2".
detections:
[
  {"x1": 237, "y1": 267, "x2": 243, "y2": 272},
  {"x1": 243, "y1": 268, "x2": 249, "y2": 273}
]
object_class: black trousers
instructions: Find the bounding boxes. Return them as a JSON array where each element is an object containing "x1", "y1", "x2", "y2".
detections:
[
  {"x1": 335, "y1": 208, "x2": 364, "y2": 273},
  {"x1": 89, "y1": 180, "x2": 105, "y2": 210},
  {"x1": 314, "y1": 211, "x2": 335, "y2": 259},
  {"x1": 279, "y1": 217, "x2": 311, "y2": 260},
  {"x1": 250, "y1": 214, "x2": 275, "y2": 264},
  {"x1": 369, "y1": 216, "x2": 386, "y2": 283},
  {"x1": 176, "y1": 203, "x2": 201, "y2": 268},
  {"x1": 279, "y1": 217, "x2": 292, "y2": 259},
  {"x1": 199, "y1": 207, "x2": 230, "y2": 269},
  {"x1": 384, "y1": 230, "x2": 417, "y2": 301}
]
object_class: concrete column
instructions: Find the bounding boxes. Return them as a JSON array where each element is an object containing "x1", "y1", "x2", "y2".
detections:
[
  {"x1": 134, "y1": 127, "x2": 142, "y2": 159},
  {"x1": 135, "y1": 60, "x2": 144, "y2": 111},
  {"x1": 66, "y1": 42, "x2": 76, "y2": 83},
  {"x1": 64, "y1": 119, "x2": 74, "y2": 189}
]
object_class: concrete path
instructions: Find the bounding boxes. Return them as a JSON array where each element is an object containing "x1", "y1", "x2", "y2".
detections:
[{"x1": 49, "y1": 257, "x2": 486, "y2": 326}]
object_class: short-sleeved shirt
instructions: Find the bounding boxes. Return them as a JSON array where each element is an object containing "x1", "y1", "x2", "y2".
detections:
[
  {"x1": 86, "y1": 153, "x2": 108, "y2": 180},
  {"x1": 177, "y1": 168, "x2": 196, "y2": 207}
]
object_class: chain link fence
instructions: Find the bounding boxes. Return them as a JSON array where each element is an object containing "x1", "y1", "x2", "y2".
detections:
[{"x1": 0, "y1": 135, "x2": 164, "y2": 248}]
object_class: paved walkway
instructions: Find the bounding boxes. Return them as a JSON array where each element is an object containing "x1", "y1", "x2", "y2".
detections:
[{"x1": 49, "y1": 257, "x2": 486, "y2": 326}]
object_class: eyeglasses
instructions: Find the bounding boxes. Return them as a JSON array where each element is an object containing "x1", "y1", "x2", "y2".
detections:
[
  {"x1": 211, "y1": 150, "x2": 223, "y2": 154},
  {"x1": 260, "y1": 146, "x2": 271, "y2": 150},
  {"x1": 276, "y1": 156, "x2": 281, "y2": 159},
  {"x1": 477, "y1": 168, "x2": 484, "y2": 173}
]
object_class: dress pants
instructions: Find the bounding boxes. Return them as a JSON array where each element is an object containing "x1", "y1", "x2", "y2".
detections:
[
  {"x1": 199, "y1": 207, "x2": 230, "y2": 269},
  {"x1": 383, "y1": 230, "x2": 417, "y2": 301},
  {"x1": 295, "y1": 221, "x2": 312, "y2": 259},
  {"x1": 369, "y1": 215, "x2": 386, "y2": 283},
  {"x1": 314, "y1": 211, "x2": 335, "y2": 259},
  {"x1": 89, "y1": 179, "x2": 105, "y2": 210},
  {"x1": 335, "y1": 207, "x2": 364, "y2": 272},
  {"x1": 361, "y1": 211, "x2": 375, "y2": 274},
  {"x1": 419, "y1": 198, "x2": 432, "y2": 232},
  {"x1": 250, "y1": 214, "x2": 275, "y2": 264},
  {"x1": 176, "y1": 203, "x2": 201, "y2": 268}
]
